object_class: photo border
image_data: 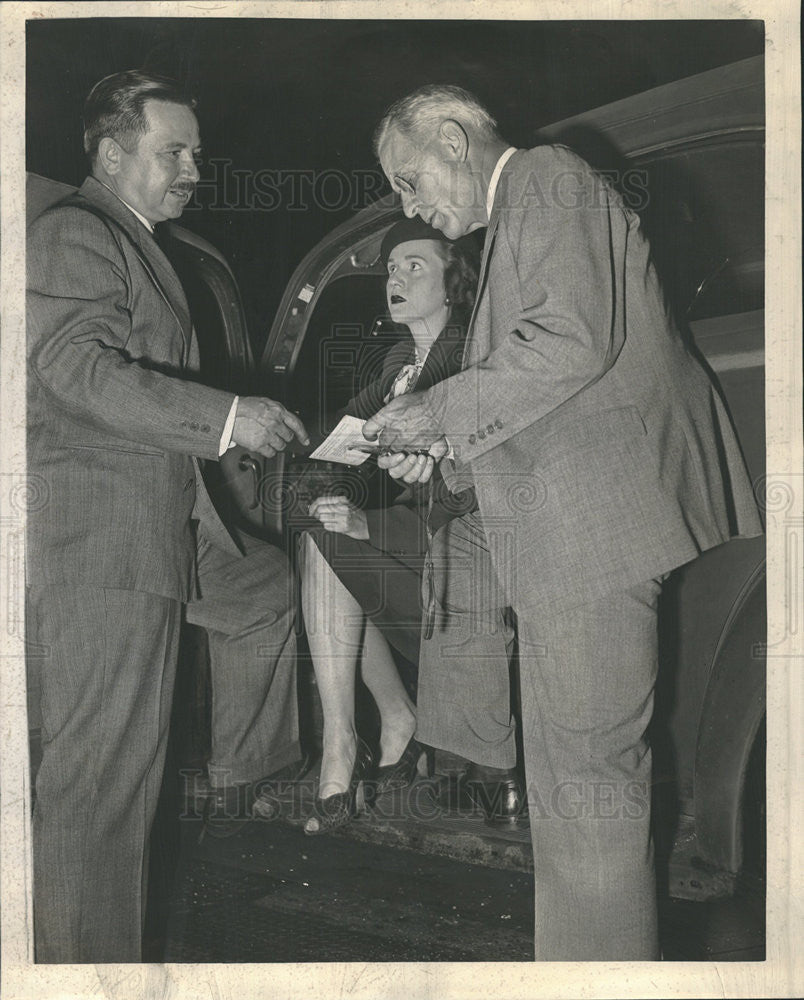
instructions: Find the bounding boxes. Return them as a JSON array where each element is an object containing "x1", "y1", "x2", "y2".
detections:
[{"x1": 2, "y1": 2, "x2": 800, "y2": 997}]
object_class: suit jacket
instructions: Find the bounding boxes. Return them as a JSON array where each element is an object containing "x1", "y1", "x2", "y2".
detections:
[
  {"x1": 27, "y1": 176, "x2": 239, "y2": 601},
  {"x1": 427, "y1": 145, "x2": 763, "y2": 616},
  {"x1": 344, "y1": 326, "x2": 476, "y2": 557}
]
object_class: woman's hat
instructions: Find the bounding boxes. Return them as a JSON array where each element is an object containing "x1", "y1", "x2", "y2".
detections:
[{"x1": 379, "y1": 216, "x2": 452, "y2": 265}]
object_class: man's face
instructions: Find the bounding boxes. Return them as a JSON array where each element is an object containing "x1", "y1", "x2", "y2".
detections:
[
  {"x1": 107, "y1": 99, "x2": 201, "y2": 224},
  {"x1": 379, "y1": 127, "x2": 485, "y2": 239}
]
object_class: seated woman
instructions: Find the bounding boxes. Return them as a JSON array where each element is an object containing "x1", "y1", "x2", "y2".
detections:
[{"x1": 300, "y1": 217, "x2": 515, "y2": 836}]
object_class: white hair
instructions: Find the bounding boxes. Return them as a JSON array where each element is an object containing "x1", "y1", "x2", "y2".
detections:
[{"x1": 373, "y1": 84, "x2": 500, "y2": 156}]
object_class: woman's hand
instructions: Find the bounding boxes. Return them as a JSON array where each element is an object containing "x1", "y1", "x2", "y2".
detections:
[
  {"x1": 377, "y1": 437, "x2": 448, "y2": 484},
  {"x1": 378, "y1": 451, "x2": 435, "y2": 484},
  {"x1": 308, "y1": 495, "x2": 370, "y2": 540}
]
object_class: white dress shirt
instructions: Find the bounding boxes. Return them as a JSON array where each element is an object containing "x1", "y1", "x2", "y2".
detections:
[{"x1": 486, "y1": 147, "x2": 517, "y2": 221}]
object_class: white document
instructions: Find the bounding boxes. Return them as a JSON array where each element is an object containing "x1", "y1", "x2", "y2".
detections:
[{"x1": 308, "y1": 414, "x2": 379, "y2": 466}]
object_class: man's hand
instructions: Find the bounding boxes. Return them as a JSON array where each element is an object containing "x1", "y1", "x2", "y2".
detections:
[
  {"x1": 377, "y1": 437, "x2": 449, "y2": 484},
  {"x1": 232, "y1": 397, "x2": 309, "y2": 458},
  {"x1": 362, "y1": 392, "x2": 442, "y2": 452},
  {"x1": 308, "y1": 496, "x2": 369, "y2": 540}
]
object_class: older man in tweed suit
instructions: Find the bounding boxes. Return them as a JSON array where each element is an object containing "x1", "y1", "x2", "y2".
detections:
[
  {"x1": 26, "y1": 70, "x2": 309, "y2": 963},
  {"x1": 365, "y1": 85, "x2": 762, "y2": 959}
]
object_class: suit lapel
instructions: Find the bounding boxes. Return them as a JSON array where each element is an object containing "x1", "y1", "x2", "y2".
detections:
[
  {"x1": 417, "y1": 325, "x2": 466, "y2": 391},
  {"x1": 381, "y1": 326, "x2": 467, "y2": 394},
  {"x1": 461, "y1": 153, "x2": 520, "y2": 370},
  {"x1": 462, "y1": 215, "x2": 499, "y2": 369},
  {"x1": 78, "y1": 178, "x2": 193, "y2": 354},
  {"x1": 144, "y1": 230, "x2": 193, "y2": 343}
]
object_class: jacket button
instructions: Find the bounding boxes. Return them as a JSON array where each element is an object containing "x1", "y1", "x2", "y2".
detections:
[
  {"x1": 468, "y1": 434, "x2": 477, "y2": 445},
  {"x1": 478, "y1": 430, "x2": 486, "y2": 440},
  {"x1": 486, "y1": 424, "x2": 495, "y2": 434},
  {"x1": 200, "y1": 424, "x2": 210, "y2": 432},
  {"x1": 495, "y1": 418, "x2": 503, "y2": 428},
  {"x1": 190, "y1": 422, "x2": 199, "y2": 431}
]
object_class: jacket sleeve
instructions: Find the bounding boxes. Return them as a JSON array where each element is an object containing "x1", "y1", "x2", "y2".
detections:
[
  {"x1": 27, "y1": 207, "x2": 235, "y2": 460},
  {"x1": 340, "y1": 377, "x2": 389, "y2": 421},
  {"x1": 426, "y1": 147, "x2": 628, "y2": 465}
]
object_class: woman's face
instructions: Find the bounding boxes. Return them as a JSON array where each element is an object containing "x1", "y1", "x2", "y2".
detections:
[{"x1": 386, "y1": 239, "x2": 448, "y2": 326}]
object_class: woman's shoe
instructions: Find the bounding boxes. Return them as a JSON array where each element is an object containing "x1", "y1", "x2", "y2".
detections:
[
  {"x1": 303, "y1": 738, "x2": 374, "y2": 836},
  {"x1": 373, "y1": 737, "x2": 433, "y2": 798}
]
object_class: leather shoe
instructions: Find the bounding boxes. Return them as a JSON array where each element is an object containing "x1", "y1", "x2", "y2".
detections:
[
  {"x1": 464, "y1": 763, "x2": 528, "y2": 826},
  {"x1": 201, "y1": 753, "x2": 314, "y2": 838}
]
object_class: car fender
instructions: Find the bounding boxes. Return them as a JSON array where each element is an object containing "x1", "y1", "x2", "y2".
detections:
[{"x1": 693, "y1": 556, "x2": 766, "y2": 872}]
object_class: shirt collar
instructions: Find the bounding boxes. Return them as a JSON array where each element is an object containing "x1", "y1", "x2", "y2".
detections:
[
  {"x1": 486, "y1": 146, "x2": 517, "y2": 220},
  {"x1": 120, "y1": 199, "x2": 154, "y2": 233},
  {"x1": 97, "y1": 180, "x2": 154, "y2": 232}
]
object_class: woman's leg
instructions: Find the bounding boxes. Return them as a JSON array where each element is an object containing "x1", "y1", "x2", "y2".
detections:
[
  {"x1": 301, "y1": 533, "x2": 417, "y2": 778},
  {"x1": 300, "y1": 532, "x2": 362, "y2": 800},
  {"x1": 359, "y1": 617, "x2": 416, "y2": 767}
]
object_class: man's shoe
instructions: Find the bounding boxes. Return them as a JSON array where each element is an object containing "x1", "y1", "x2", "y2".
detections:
[
  {"x1": 200, "y1": 782, "x2": 255, "y2": 840},
  {"x1": 201, "y1": 753, "x2": 314, "y2": 838},
  {"x1": 252, "y1": 753, "x2": 314, "y2": 820},
  {"x1": 464, "y1": 763, "x2": 529, "y2": 826}
]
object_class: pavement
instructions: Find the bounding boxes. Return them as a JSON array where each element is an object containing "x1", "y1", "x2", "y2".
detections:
[{"x1": 143, "y1": 759, "x2": 765, "y2": 963}]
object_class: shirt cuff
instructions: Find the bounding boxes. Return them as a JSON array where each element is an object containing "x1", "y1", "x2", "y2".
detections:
[
  {"x1": 444, "y1": 436, "x2": 455, "y2": 461},
  {"x1": 218, "y1": 395, "x2": 239, "y2": 456}
]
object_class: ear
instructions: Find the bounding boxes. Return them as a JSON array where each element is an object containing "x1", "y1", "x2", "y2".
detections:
[
  {"x1": 438, "y1": 119, "x2": 469, "y2": 163},
  {"x1": 97, "y1": 136, "x2": 123, "y2": 175}
]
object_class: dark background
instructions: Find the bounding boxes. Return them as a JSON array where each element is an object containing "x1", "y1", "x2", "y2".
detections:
[{"x1": 26, "y1": 17, "x2": 764, "y2": 354}]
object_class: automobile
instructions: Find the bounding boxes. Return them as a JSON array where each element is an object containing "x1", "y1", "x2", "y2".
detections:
[{"x1": 27, "y1": 54, "x2": 765, "y2": 900}]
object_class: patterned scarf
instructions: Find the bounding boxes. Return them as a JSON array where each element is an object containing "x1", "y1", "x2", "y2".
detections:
[{"x1": 385, "y1": 349, "x2": 428, "y2": 402}]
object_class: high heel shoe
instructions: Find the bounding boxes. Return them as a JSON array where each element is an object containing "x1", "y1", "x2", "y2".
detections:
[
  {"x1": 373, "y1": 737, "x2": 433, "y2": 798},
  {"x1": 304, "y1": 738, "x2": 374, "y2": 836}
]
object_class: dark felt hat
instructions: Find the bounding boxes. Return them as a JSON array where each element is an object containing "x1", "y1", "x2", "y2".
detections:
[{"x1": 379, "y1": 216, "x2": 452, "y2": 265}]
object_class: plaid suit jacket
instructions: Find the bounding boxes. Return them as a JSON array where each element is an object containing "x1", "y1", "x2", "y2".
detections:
[
  {"x1": 429, "y1": 146, "x2": 762, "y2": 615},
  {"x1": 27, "y1": 176, "x2": 238, "y2": 600}
]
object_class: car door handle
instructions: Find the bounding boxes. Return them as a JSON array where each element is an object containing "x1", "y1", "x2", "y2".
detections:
[{"x1": 238, "y1": 453, "x2": 261, "y2": 510}]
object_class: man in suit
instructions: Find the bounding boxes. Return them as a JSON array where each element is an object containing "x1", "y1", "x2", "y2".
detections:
[
  {"x1": 364, "y1": 85, "x2": 763, "y2": 959},
  {"x1": 26, "y1": 70, "x2": 309, "y2": 963}
]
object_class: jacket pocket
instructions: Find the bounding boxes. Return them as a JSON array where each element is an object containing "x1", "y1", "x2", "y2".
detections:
[{"x1": 533, "y1": 404, "x2": 647, "y2": 455}]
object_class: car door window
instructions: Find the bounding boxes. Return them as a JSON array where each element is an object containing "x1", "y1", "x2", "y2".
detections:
[
  {"x1": 636, "y1": 137, "x2": 765, "y2": 486},
  {"x1": 286, "y1": 272, "x2": 402, "y2": 439},
  {"x1": 636, "y1": 137, "x2": 764, "y2": 322}
]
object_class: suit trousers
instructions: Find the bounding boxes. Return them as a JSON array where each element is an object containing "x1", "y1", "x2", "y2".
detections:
[
  {"x1": 28, "y1": 532, "x2": 298, "y2": 962},
  {"x1": 419, "y1": 510, "x2": 662, "y2": 960},
  {"x1": 187, "y1": 530, "x2": 300, "y2": 787},
  {"x1": 27, "y1": 585, "x2": 181, "y2": 964}
]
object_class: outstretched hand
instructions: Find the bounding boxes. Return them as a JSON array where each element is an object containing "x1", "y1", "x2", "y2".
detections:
[
  {"x1": 362, "y1": 392, "x2": 443, "y2": 453},
  {"x1": 232, "y1": 397, "x2": 309, "y2": 458}
]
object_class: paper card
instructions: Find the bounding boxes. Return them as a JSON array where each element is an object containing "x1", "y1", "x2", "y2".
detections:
[{"x1": 308, "y1": 414, "x2": 379, "y2": 465}]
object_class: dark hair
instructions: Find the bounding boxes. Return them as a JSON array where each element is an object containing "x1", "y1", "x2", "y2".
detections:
[
  {"x1": 432, "y1": 238, "x2": 479, "y2": 325},
  {"x1": 83, "y1": 69, "x2": 196, "y2": 163}
]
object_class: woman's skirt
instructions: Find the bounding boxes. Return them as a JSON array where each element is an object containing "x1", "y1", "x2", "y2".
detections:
[{"x1": 300, "y1": 519, "x2": 426, "y2": 666}]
